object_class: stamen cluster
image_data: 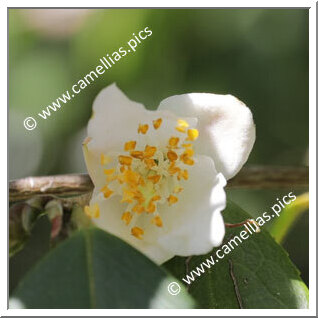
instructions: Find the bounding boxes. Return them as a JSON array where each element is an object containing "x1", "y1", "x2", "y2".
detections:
[{"x1": 85, "y1": 118, "x2": 199, "y2": 240}]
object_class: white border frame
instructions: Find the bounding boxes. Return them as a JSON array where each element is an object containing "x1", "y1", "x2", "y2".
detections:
[{"x1": 3, "y1": 1, "x2": 316, "y2": 316}]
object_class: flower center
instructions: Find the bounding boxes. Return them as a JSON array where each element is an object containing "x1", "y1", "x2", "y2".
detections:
[{"x1": 86, "y1": 118, "x2": 199, "y2": 240}]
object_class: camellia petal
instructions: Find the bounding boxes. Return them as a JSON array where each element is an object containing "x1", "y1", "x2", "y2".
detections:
[
  {"x1": 84, "y1": 84, "x2": 197, "y2": 189},
  {"x1": 87, "y1": 83, "x2": 148, "y2": 155},
  {"x1": 88, "y1": 155, "x2": 226, "y2": 264},
  {"x1": 158, "y1": 93, "x2": 256, "y2": 179},
  {"x1": 82, "y1": 84, "x2": 255, "y2": 265},
  {"x1": 89, "y1": 191, "x2": 175, "y2": 264},
  {"x1": 156, "y1": 155, "x2": 226, "y2": 257}
]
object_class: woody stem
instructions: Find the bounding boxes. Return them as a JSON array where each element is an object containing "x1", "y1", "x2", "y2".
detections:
[{"x1": 9, "y1": 165, "x2": 308, "y2": 203}]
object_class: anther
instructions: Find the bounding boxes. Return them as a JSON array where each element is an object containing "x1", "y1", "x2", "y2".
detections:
[
  {"x1": 124, "y1": 141, "x2": 137, "y2": 151},
  {"x1": 130, "y1": 151, "x2": 144, "y2": 159},
  {"x1": 103, "y1": 168, "x2": 115, "y2": 175},
  {"x1": 131, "y1": 226, "x2": 144, "y2": 239},
  {"x1": 167, "y1": 195, "x2": 178, "y2": 205},
  {"x1": 169, "y1": 137, "x2": 179, "y2": 148},
  {"x1": 175, "y1": 119, "x2": 189, "y2": 133},
  {"x1": 180, "y1": 153, "x2": 195, "y2": 165},
  {"x1": 153, "y1": 118, "x2": 163, "y2": 130},
  {"x1": 186, "y1": 128, "x2": 199, "y2": 141},
  {"x1": 138, "y1": 124, "x2": 149, "y2": 134},
  {"x1": 144, "y1": 158, "x2": 156, "y2": 168},
  {"x1": 118, "y1": 155, "x2": 133, "y2": 165},
  {"x1": 144, "y1": 145, "x2": 157, "y2": 158},
  {"x1": 146, "y1": 201, "x2": 156, "y2": 213},
  {"x1": 121, "y1": 212, "x2": 133, "y2": 225},
  {"x1": 101, "y1": 185, "x2": 114, "y2": 198},
  {"x1": 151, "y1": 216, "x2": 163, "y2": 227},
  {"x1": 147, "y1": 175, "x2": 161, "y2": 184},
  {"x1": 132, "y1": 204, "x2": 145, "y2": 214},
  {"x1": 167, "y1": 150, "x2": 178, "y2": 161},
  {"x1": 84, "y1": 203, "x2": 100, "y2": 218}
]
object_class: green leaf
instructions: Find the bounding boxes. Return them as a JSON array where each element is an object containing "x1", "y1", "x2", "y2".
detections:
[
  {"x1": 164, "y1": 201, "x2": 309, "y2": 309},
  {"x1": 10, "y1": 215, "x2": 51, "y2": 294},
  {"x1": 12, "y1": 228, "x2": 195, "y2": 309}
]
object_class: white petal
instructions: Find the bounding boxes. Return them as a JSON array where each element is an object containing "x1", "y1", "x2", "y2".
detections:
[
  {"x1": 87, "y1": 84, "x2": 198, "y2": 154},
  {"x1": 157, "y1": 155, "x2": 226, "y2": 257},
  {"x1": 90, "y1": 192, "x2": 174, "y2": 265},
  {"x1": 158, "y1": 93, "x2": 255, "y2": 179},
  {"x1": 83, "y1": 84, "x2": 198, "y2": 189},
  {"x1": 83, "y1": 85, "x2": 231, "y2": 264},
  {"x1": 87, "y1": 83, "x2": 148, "y2": 154},
  {"x1": 82, "y1": 139, "x2": 105, "y2": 189}
]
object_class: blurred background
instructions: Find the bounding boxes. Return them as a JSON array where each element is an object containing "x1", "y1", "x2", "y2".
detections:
[{"x1": 9, "y1": 9, "x2": 309, "y2": 284}]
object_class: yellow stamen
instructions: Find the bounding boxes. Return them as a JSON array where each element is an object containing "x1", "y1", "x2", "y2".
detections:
[
  {"x1": 167, "y1": 195, "x2": 178, "y2": 206},
  {"x1": 186, "y1": 128, "x2": 199, "y2": 141},
  {"x1": 138, "y1": 124, "x2": 149, "y2": 134},
  {"x1": 104, "y1": 119, "x2": 198, "y2": 234},
  {"x1": 103, "y1": 168, "x2": 115, "y2": 175},
  {"x1": 101, "y1": 154, "x2": 112, "y2": 165},
  {"x1": 131, "y1": 226, "x2": 144, "y2": 239},
  {"x1": 175, "y1": 119, "x2": 189, "y2": 133},
  {"x1": 178, "y1": 170, "x2": 189, "y2": 180},
  {"x1": 144, "y1": 145, "x2": 157, "y2": 158},
  {"x1": 121, "y1": 189, "x2": 135, "y2": 203},
  {"x1": 184, "y1": 148, "x2": 194, "y2": 157},
  {"x1": 84, "y1": 203, "x2": 100, "y2": 218},
  {"x1": 120, "y1": 166, "x2": 126, "y2": 173},
  {"x1": 106, "y1": 175, "x2": 117, "y2": 182},
  {"x1": 124, "y1": 141, "x2": 136, "y2": 151},
  {"x1": 152, "y1": 195, "x2": 161, "y2": 201},
  {"x1": 180, "y1": 153, "x2": 195, "y2": 166},
  {"x1": 101, "y1": 185, "x2": 114, "y2": 198},
  {"x1": 118, "y1": 155, "x2": 133, "y2": 166},
  {"x1": 146, "y1": 201, "x2": 156, "y2": 213},
  {"x1": 123, "y1": 170, "x2": 140, "y2": 186},
  {"x1": 151, "y1": 216, "x2": 163, "y2": 227},
  {"x1": 167, "y1": 150, "x2": 178, "y2": 162},
  {"x1": 144, "y1": 158, "x2": 156, "y2": 169},
  {"x1": 174, "y1": 186, "x2": 184, "y2": 193},
  {"x1": 121, "y1": 212, "x2": 133, "y2": 225},
  {"x1": 130, "y1": 151, "x2": 144, "y2": 160},
  {"x1": 117, "y1": 174, "x2": 124, "y2": 184},
  {"x1": 168, "y1": 162, "x2": 181, "y2": 175},
  {"x1": 135, "y1": 193, "x2": 145, "y2": 205},
  {"x1": 153, "y1": 118, "x2": 163, "y2": 130},
  {"x1": 147, "y1": 175, "x2": 161, "y2": 184},
  {"x1": 138, "y1": 176, "x2": 146, "y2": 186},
  {"x1": 132, "y1": 204, "x2": 145, "y2": 214},
  {"x1": 169, "y1": 137, "x2": 179, "y2": 148}
]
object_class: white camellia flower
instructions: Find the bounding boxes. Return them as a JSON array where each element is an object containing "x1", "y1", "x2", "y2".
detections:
[{"x1": 83, "y1": 84, "x2": 255, "y2": 264}]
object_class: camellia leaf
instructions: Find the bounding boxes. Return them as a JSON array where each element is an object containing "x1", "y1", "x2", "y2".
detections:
[
  {"x1": 9, "y1": 215, "x2": 51, "y2": 294},
  {"x1": 164, "y1": 201, "x2": 309, "y2": 309},
  {"x1": 12, "y1": 228, "x2": 195, "y2": 309}
]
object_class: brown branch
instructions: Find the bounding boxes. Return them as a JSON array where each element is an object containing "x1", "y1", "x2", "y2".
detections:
[
  {"x1": 226, "y1": 165, "x2": 308, "y2": 189},
  {"x1": 9, "y1": 174, "x2": 93, "y2": 203},
  {"x1": 9, "y1": 165, "x2": 308, "y2": 203}
]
